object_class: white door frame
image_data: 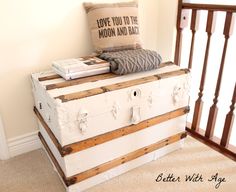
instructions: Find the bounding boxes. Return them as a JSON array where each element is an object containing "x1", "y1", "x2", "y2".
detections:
[{"x1": 0, "y1": 114, "x2": 9, "y2": 160}]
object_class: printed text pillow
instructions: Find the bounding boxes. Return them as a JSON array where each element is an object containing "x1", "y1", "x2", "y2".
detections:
[{"x1": 84, "y1": 1, "x2": 142, "y2": 52}]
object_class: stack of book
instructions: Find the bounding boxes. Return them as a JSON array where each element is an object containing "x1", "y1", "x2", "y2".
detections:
[{"x1": 52, "y1": 56, "x2": 110, "y2": 80}]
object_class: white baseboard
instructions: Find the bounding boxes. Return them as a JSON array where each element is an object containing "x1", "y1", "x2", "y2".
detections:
[
  {"x1": 8, "y1": 131, "x2": 41, "y2": 158},
  {"x1": 0, "y1": 115, "x2": 9, "y2": 160}
]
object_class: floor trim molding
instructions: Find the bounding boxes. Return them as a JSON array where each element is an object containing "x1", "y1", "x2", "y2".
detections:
[
  {"x1": 8, "y1": 131, "x2": 41, "y2": 158},
  {"x1": 0, "y1": 115, "x2": 9, "y2": 160}
]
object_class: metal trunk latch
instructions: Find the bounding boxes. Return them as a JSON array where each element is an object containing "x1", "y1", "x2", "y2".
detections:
[
  {"x1": 131, "y1": 106, "x2": 141, "y2": 124},
  {"x1": 77, "y1": 110, "x2": 88, "y2": 134}
]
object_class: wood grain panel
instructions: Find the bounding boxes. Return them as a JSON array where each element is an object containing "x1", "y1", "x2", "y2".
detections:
[
  {"x1": 38, "y1": 132, "x2": 75, "y2": 186},
  {"x1": 45, "y1": 62, "x2": 174, "y2": 90},
  {"x1": 46, "y1": 73, "x2": 118, "y2": 90},
  {"x1": 39, "y1": 131, "x2": 186, "y2": 186},
  {"x1": 34, "y1": 107, "x2": 63, "y2": 154},
  {"x1": 55, "y1": 69, "x2": 189, "y2": 103},
  {"x1": 55, "y1": 87, "x2": 105, "y2": 102},
  {"x1": 67, "y1": 132, "x2": 187, "y2": 184},
  {"x1": 38, "y1": 74, "x2": 61, "y2": 81},
  {"x1": 64, "y1": 107, "x2": 189, "y2": 155}
]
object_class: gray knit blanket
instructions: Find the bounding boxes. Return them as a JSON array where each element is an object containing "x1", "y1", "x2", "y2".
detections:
[{"x1": 99, "y1": 49, "x2": 162, "y2": 75}]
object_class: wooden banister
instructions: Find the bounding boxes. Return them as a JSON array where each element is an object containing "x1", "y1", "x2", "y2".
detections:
[
  {"x1": 174, "y1": 0, "x2": 184, "y2": 66},
  {"x1": 188, "y1": 10, "x2": 200, "y2": 69},
  {"x1": 182, "y1": 3, "x2": 236, "y2": 12},
  {"x1": 191, "y1": 11, "x2": 216, "y2": 131},
  {"x1": 205, "y1": 12, "x2": 233, "y2": 138},
  {"x1": 220, "y1": 84, "x2": 236, "y2": 147},
  {"x1": 176, "y1": 0, "x2": 236, "y2": 161}
]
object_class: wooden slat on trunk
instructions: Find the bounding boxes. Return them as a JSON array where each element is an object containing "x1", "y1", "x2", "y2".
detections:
[
  {"x1": 55, "y1": 69, "x2": 189, "y2": 102},
  {"x1": 46, "y1": 73, "x2": 118, "y2": 90},
  {"x1": 34, "y1": 107, "x2": 64, "y2": 154},
  {"x1": 38, "y1": 132, "x2": 74, "y2": 186},
  {"x1": 39, "y1": 131, "x2": 186, "y2": 186},
  {"x1": 34, "y1": 106, "x2": 189, "y2": 156},
  {"x1": 38, "y1": 74, "x2": 61, "y2": 81},
  {"x1": 45, "y1": 62, "x2": 174, "y2": 90},
  {"x1": 63, "y1": 107, "x2": 189, "y2": 155},
  {"x1": 67, "y1": 132, "x2": 187, "y2": 185}
]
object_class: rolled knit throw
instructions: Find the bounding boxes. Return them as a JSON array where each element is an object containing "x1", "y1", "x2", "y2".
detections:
[{"x1": 99, "y1": 49, "x2": 162, "y2": 75}]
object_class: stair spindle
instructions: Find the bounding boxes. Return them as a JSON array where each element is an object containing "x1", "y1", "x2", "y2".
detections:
[
  {"x1": 220, "y1": 84, "x2": 236, "y2": 147},
  {"x1": 205, "y1": 12, "x2": 234, "y2": 138},
  {"x1": 188, "y1": 10, "x2": 200, "y2": 69},
  {"x1": 191, "y1": 11, "x2": 216, "y2": 131},
  {"x1": 174, "y1": 0, "x2": 189, "y2": 66}
]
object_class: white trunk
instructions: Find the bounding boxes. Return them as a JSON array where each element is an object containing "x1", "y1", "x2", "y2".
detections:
[
  {"x1": 32, "y1": 65, "x2": 190, "y2": 146},
  {"x1": 31, "y1": 64, "x2": 190, "y2": 191}
]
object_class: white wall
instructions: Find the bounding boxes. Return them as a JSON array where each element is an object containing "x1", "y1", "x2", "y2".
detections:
[
  {"x1": 1, "y1": 0, "x2": 176, "y2": 141},
  {"x1": 156, "y1": 0, "x2": 178, "y2": 61}
]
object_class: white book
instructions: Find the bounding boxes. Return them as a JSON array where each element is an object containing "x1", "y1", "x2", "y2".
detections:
[
  {"x1": 53, "y1": 66, "x2": 110, "y2": 80},
  {"x1": 52, "y1": 57, "x2": 110, "y2": 80}
]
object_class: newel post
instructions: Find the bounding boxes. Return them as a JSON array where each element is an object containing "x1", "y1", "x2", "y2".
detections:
[{"x1": 174, "y1": 0, "x2": 189, "y2": 66}]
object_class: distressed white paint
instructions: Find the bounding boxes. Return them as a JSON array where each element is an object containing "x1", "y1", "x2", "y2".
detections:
[
  {"x1": 32, "y1": 65, "x2": 190, "y2": 146},
  {"x1": 34, "y1": 66, "x2": 190, "y2": 191},
  {"x1": 43, "y1": 139, "x2": 182, "y2": 192},
  {"x1": 33, "y1": 64, "x2": 190, "y2": 191},
  {"x1": 39, "y1": 116, "x2": 186, "y2": 177}
]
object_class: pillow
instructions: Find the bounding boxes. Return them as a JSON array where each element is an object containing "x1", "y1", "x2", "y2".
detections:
[{"x1": 84, "y1": 1, "x2": 142, "y2": 52}]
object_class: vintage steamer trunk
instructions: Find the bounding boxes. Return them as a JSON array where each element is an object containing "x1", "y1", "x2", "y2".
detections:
[{"x1": 31, "y1": 62, "x2": 190, "y2": 192}]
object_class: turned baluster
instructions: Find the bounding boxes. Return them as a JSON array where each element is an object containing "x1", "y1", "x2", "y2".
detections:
[
  {"x1": 191, "y1": 11, "x2": 216, "y2": 131},
  {"x1": 205, "y1": 12, "x2": 234, "y2": 138},
  {"x1": 174, "y1": 0, "x2": 189, "y2": 66},
  {"x1": 220, "y1": 84, "x2": 236, "y2": 147},
  {"x1": 188, "y1": 10, "x2": 200, "y2": 69}
]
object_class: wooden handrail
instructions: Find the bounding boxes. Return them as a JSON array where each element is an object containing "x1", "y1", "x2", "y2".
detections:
[
  {"x1": 175, "y1": 0, "x2": 236, "y2": 161},
  {"x1": 182, "y1": 3, "x2": 236, "y2": 12}
]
